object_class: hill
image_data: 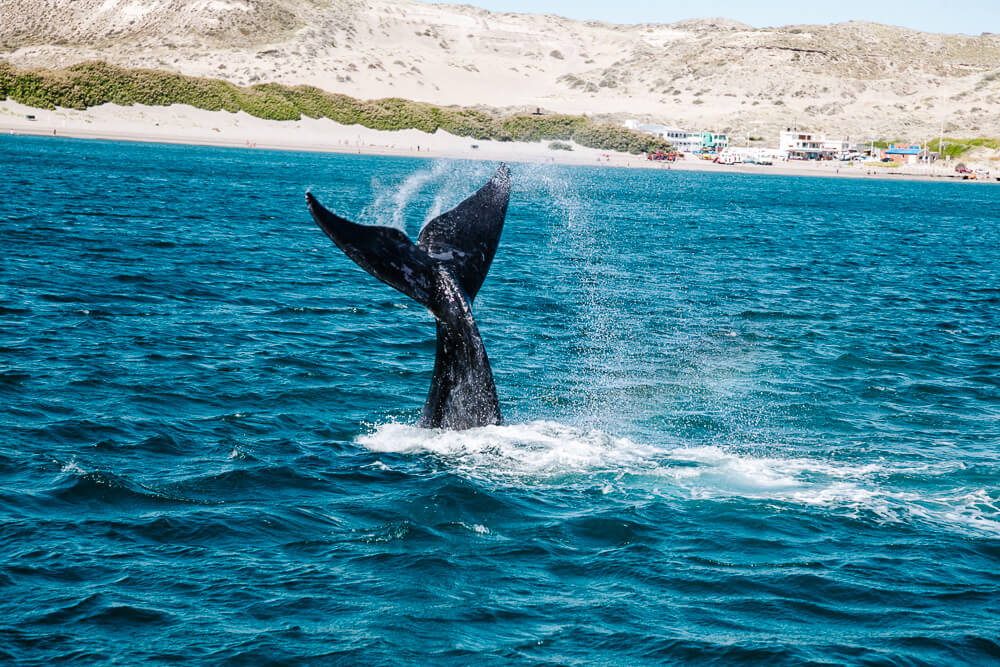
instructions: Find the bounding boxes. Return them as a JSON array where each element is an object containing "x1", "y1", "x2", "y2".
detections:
[{"x1": 3, "y1": 0, "x2": 999, "y2": 140}]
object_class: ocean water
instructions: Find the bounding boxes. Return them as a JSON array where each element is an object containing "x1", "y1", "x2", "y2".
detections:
[{"x1": 2, "y1": 134, "x2": 999, "y2": 665}]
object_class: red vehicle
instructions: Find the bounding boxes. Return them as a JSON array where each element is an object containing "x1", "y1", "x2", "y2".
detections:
[
  {"x1": 955, "y1": 167, "x2": 973, "y2": 174},
  {"x1": 647, "y1": 151, "x2": 677, "y2": 162}
]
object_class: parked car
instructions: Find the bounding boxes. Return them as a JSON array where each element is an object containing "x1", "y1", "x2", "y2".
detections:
[{"x1": 955, "y1": 167, "x2": 973, "y2": 174}]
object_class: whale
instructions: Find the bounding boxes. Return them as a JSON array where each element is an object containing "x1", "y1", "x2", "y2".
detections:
[{"x1": 306, "y1": 163, "x2": 511, "y2": 430}]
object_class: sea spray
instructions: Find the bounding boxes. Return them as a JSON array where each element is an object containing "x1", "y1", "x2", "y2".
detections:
[{"x1": 359, "y1": 160, "x2": 495, "y2": 233}]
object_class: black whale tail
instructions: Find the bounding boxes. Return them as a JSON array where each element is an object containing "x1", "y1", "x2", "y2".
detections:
[{"x1": 306, "y1": 164, "x2": 511, "y2": 430}]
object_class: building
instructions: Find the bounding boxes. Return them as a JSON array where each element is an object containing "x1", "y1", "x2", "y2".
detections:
[
  {"x1": 822, "y1": 139, "x2": 871, "y2": 159},
  {"x1": 822, "y1": 139, "x2": 849, "y2": 152},
  {"x1": 701, "y1": 132, "x2": 729, "y2": 153},
  {"x1": 883, "y1": 144, "x2": 932, "y2": 165},
  {"x1": 622, "y1": 121, "x2": 719, "y2": 153},
  {"x1": 668, "y1": 129, "x2": 704, "y2": 153},
  {"x1": 779, "y1": 129, "x2": 836, "y2": 160}
]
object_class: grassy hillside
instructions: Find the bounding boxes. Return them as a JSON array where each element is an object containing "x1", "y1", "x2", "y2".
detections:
[
  {"x1": 927, "y1": 137, "x2": 999, "y2": 159},
  {"x1": 0, "y1": 61, "x2": 673, "y2": 154}
]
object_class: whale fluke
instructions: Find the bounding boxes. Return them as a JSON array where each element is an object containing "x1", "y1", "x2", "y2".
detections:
[
  {"x1": 417, "y1": 164, "x2": 510, "y2": 300},
  {"x1": 307, "y1": 164, "x2": 511, "y2": 430}
]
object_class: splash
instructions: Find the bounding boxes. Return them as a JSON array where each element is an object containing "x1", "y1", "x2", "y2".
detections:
[
  {"x1": 357, "y1": 420, "x2": 1000, "y2": 537},
  {"x1": 359, "y1": 161, "x2": 495, "y2": 233},
  {"x1": 509, "y1": 165, "x2": 634, "y2": 430},
  {"x1": 362, "y1": 162, "x2": 445, "y2": 230},
  {"x1": 358, "y1": 420, "x2": 660, "y2": 479}
]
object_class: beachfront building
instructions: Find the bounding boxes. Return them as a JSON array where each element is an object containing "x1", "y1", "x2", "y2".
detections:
[
  {"x1": 822, "y1": 139, "x2": 870, "y2": 159},
  {"x1": 622, "y1": 120, "x2": 713, "y2": 153},
  {"x1": 701, "y1": 132, "x2": 729, "y2": 153},
  {"x1": 822, "y1": 139, "x2": 852, "y2": 159},
  {"x1": 883, "y1": 144, "x2": 933, "y2": 164},
  {"x1": 779, "y1": 129, "x2": 837, "y2": 160},
  {"x1": 669, "y1": 129, "x2": 704, "y2": 153}
]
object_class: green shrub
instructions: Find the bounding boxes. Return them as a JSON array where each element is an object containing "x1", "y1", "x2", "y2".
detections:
[
  {"x1": 433, "y1": 107, "x2": 498, "y2": 140},
  {"x1": 0, "y1": 61, "x2": 675, "y2": 154},
  {"x1": 501, "y1": 114, "x2": 585, "y2": 142},
  {"x1": 571, "y1": 121, "x2": 671, "y2": 154},
  {"x1": 548, "y1": 141, "x2": 573, "y2": 151}
]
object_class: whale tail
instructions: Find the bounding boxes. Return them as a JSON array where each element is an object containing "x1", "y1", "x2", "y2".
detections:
[{"x1": 306, "y1": 164, "x2": 511, "y2": 429}]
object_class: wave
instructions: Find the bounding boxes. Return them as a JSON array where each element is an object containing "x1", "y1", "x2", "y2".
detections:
[
  {"x1": 32, "y1": 593, "x2": 173, "y2": 627},
  {"x1": 265, "y1": 305, "x2": 365, "y2": 316},
  {"x1": 50, "y1": 460, "x2": 197, "y2": 506},
  {"x1": 0, "y1": 370, "x2": 31, "y2": 388},
  {"x1": 357, "y1": 421, "x2": 1000, "y2": 537}
]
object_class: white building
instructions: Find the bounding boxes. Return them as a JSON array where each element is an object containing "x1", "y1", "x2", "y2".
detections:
[
  {"x1": 665, "y1": 128, "x2": 704, "y2": 152},
  {"x1": 622, "y1": 121, "x2": 703, "y2": 152},
  {"x1": 779, "y1": 129, "x2": 836, "y2": 160},
  {"x1": 822, "y1": 139, "x2": 851, "y2": 153},
  {"x1": 821, "y1": 139, "x2": 869, "y2": 159}
]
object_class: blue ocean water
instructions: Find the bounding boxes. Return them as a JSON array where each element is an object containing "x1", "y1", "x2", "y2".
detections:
[{"x1": 2, "y1": 134, "x2": 999, "y2": 664}]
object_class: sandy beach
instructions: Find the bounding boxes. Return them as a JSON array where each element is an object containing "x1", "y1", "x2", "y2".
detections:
[{"x1": 2, "y1": 100, "x2": 993, "y2": 184}]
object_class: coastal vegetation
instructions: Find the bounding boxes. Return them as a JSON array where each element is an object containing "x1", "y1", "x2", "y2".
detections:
[
  {"x1": 927, "y1": 137, "x2": 999, "y2": 159},
  {"x1": 0, "y1": 61, "x2": 673, "y2": 154}
]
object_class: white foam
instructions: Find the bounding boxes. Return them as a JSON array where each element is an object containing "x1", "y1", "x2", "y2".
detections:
[
  {"x1": 455, "y1": 522, "x2": 491, "y2": 535},
  {"x1": 60, "y1": 459, "x2": 86, "y2": 474},
  {"x1": 357, "y1": 420, "x2": 659, "y2": 480},
  {"x1": 356, "y1": 421, "x2": 1000, "y2": 537}
]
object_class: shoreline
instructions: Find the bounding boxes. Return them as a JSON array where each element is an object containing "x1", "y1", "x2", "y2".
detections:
[{"x1": 2, "y1": 100, "x2": 995, "y2": 184}]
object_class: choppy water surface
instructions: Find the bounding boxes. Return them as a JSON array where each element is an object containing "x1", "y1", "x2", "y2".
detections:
[{"x1": 2, "y1": 135, "x2": 999, "y2": 664}]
